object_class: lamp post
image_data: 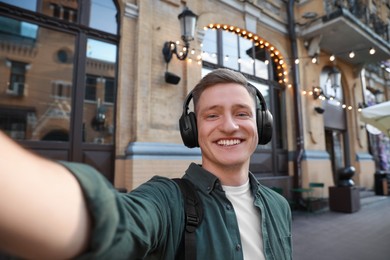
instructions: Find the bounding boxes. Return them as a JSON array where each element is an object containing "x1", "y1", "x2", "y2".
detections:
[{"x1": 162, "y1": 7, "x2": 198, "y2": 63}]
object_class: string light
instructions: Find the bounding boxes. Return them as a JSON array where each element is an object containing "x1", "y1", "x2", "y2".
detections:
[
  {"x1": 184, "y1": 24, "x2": 388, "y2": 82},
  {"x1": 286, "y1": 46, "x2": 380, "y2": 65},
  {"x1": 306, "y1": 86, "x2": 362, "y2": 112}
]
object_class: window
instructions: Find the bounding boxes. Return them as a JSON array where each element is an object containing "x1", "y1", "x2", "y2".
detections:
[
  {"x1": 223, "y1": 31, "x2": 239, "y2": 70},
  {"x1": 89, "y1": 0, "x2": 117, "y2": 34},
  {"x1": 0, "y1": 1, "x2": 118, "y2": 145},
  {"x1": 104, "y1": 77, "x2": 115, "y2": 103},
  {"x1": 49, "y1": 4, "x2": 77, "y2": 23},
  {"x1": 201, "y1": 29, "x2": 217, "y2": 64},
  {"x1": 7, "y1": 60, "x2": 28, "y2": 96},
  {"x1": 52, "y1": 80, "x2": 71, "y2": 99},
  {"x1": 0, "y1": 106, "x2": 36, "y2": 140},
  {"x1": 0, "y1": 16, "x2": 38, "y2": 45},
  {"x1": 203, "y1": 29, "x2": 272, "y2": 80},
  {"x1": 0, "y1": 0, "x2": 37, "y2": 11},
  {"x1": 85, "y1": 75, "x2": 98, "y2": 101}
]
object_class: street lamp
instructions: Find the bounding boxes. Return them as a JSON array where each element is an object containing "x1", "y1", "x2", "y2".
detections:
[{"x1": 162, "y1": 7, "x2": 198, "y2": 63}]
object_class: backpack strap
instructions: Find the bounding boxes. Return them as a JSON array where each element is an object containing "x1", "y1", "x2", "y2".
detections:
[{"x1": 172, "y1": 178, "x2": 203, "y2": 260}]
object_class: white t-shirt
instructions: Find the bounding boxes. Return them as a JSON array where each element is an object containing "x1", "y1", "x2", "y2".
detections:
[{"x1": 222, "y1": 180, "x2": 265, "y2": 260}]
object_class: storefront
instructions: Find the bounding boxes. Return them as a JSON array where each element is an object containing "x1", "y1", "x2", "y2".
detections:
[{"x1": 1, "y1": 0, "x2": 388, "y2": 198}]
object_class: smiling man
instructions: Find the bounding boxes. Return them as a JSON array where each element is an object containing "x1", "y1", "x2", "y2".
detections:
[
  {"x1": 179, "y1": 68, "x2": 292, "y2": 259},
  {"x1": 195, "y1": 82, "x2": 259, "y2": 186},
  {"x1": 0, "y1": 68, "x2": 291, "y2": 259}
]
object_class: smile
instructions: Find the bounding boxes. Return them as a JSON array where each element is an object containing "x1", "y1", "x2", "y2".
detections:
[{"x1": 217, "y1": 139, "x2": 242, "y2": 146}]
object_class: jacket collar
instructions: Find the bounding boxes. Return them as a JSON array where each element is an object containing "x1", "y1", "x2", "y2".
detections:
[{"x1": 183, "y1": 163, "x2": 261, "y2": 195}]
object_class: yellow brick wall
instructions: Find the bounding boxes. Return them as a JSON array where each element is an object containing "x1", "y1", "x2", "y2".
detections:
[{"x1": 115, "y1": 158, "x2": 201, "y2": 191}]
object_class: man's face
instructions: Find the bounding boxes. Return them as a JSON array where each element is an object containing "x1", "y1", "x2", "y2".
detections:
[{"x1": 196, "y1": 83, "x2": 258, "y2": 171}]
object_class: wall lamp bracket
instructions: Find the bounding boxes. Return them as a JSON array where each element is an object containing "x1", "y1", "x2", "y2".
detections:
[
  {"x1": 162, "y1": 7, "x2": 197, "y2": 85},
  {"x1": 312, "y1": 86, "x2": 324, "y2": 100},
  {"x1": 162, "y1": 7, "x2": 197, "y2": 64},
  {"x1": 162, "y1": 41, "x2": 190, "y2": 63}
]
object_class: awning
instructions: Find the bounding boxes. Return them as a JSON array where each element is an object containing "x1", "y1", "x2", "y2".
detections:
[{"x1": 360, "y1": 101, "x2": 390, "y2": 137}]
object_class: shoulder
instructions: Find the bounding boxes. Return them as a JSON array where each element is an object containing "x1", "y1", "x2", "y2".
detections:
[
  {"x1": 131, "y1": 176, "x2": 183, "y2": 200},
  {"x1": 261, "y1": 185, "x2": 289, "y2": 206}
]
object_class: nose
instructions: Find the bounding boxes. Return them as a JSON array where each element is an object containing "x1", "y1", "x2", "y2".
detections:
[{"x1": 220, "y1": 114, "x2": 239, "y2": 133}]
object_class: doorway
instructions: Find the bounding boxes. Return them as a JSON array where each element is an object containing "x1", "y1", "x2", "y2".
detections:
[{"x1": 325, "y1": 129, "x2": 345, "y2": 184}]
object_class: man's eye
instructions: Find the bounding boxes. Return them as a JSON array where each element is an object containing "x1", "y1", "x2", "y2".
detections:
[
  {"x1": 206, "y1": 114, "x2": 218, "y2": 119},
  {"x1": 237, "y1": 112, "x2": 250, "y2": 117}
]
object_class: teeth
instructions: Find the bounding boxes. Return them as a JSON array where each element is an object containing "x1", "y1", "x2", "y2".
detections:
[{"x1": 217, "y1": 139, "x2": 241, "y2": 146}]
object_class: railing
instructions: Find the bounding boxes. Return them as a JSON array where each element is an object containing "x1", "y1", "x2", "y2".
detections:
[{"x1": 325, "y1": 0, "x2": 390, "y2": 42}]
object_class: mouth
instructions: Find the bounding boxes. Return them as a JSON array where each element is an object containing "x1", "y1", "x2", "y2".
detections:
[{"x1": 216, "y1": 139, "x2": 242, "y2": 146}]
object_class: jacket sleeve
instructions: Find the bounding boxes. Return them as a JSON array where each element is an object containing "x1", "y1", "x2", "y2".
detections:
[{"x1": 59, "y1": 161, "x2": 185, "y2": 260}]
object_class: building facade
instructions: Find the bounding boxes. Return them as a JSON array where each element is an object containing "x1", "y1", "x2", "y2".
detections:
[{"x1": 0, "y1": 0, "x2": 389, "y2": 200}]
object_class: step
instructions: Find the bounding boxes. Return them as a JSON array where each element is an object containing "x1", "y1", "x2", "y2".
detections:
[{"x1": 359, "y1": 189, "x2": 376, "y2": 199}]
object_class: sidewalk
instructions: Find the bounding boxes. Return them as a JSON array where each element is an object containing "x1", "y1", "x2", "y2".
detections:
[{"x1": 292, "y1": 195, "x2": 390, "y2": 260}]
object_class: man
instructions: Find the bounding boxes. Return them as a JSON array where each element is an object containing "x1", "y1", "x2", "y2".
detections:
[{"x1": 0, "y1": 68, "x2": 291, "y2": 259}]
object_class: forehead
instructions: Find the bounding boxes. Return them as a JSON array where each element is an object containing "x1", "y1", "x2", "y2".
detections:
[{"x1": 196, "y1": 83, "x2": 255, "y2": 111}]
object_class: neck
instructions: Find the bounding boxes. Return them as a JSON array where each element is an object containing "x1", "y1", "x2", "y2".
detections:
[{"x1": 202, "y1": 161, "x2": 250, "y2": 186}]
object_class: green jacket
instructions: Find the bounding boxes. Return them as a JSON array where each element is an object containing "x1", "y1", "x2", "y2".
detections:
[{"x1": 61, "y1": 162, "x2": 292, "y2": 260}]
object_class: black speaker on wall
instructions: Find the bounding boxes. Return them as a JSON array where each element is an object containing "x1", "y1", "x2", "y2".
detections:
[
  {"x1": 165, "y1": 72, "x2": 181, "y2": 85},
  {"x1": 314, "y1": 106, "x2": 325, "y2": 114}
]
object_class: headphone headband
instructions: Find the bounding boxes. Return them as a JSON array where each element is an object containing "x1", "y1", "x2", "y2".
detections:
[
  {"x1": 182, "y1": 83, "x2": 267, "y2": 114},
  {"x1": 248, "y1": 83, "x2": 268, "y2": 112}
]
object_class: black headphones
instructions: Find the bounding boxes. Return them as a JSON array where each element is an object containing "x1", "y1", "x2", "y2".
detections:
[{"x1": 179, "y1": 83, "x2": 273, "y2": 148}]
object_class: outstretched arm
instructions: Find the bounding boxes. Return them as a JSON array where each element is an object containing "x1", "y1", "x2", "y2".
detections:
[{"x1": 0, "y1": 132, "x2": 91, "y2": 259}]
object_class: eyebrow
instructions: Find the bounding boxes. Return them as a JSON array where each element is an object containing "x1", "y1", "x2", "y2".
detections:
[{"x1": 198, "y1": 103, "x2": 253, "y2": 115}]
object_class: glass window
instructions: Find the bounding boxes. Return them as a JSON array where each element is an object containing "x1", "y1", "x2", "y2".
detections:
[
  {"x1": 323, "y1": 70, "x2": 343, "y2": 103},
  {"x1": 85, "y1": 75, "x2": 97, "y2": 101},
  {"x1": 0, "y1": 107, "x2": 30, "y2": 140},
  {"x1": 89, "y1": 0, "x2": 117, "y2": 34},
  {"x1": 51, "y1": 4, "x2": 61, "y2": 19},
  {"x1": 250, "y1": 81, "x2": 270, "y2": 106},
  {"x1": 104, "y1": 77, "x2": 115, "y2": 103},
  {"x1": 44, "y1": 2, "x2": 78, "y2": 22},
  {"x1": 87, "y1": 38, "x2": 117, "y2": 62},
  {"x1": 0, "y1": 0, "x2": 119, "y2": 177},
  {"x1": 8, "y1": 61, "x2": 27, "y2": 96},
  {"x1": 0, "y1": 16, "x2": 75, "y2": 141},
  {"x1": 202, "y1": 29, "x2": 217, "y2": 64},
  {"x1": 84, "y1": 39, "x2": 116, "y2": 144},
  {"x1": 254, "y1": 45, "x2": 269, "y2": 79},
  {"x1": 274, "y1": 88, "x2": 287, "y2": 149},
  {"x1": 222, "y1": 31, "x2": 239, "y2": 70},
  {"x1": 239, "y1": 37, "x2": 255, "y2": 75},
  {"x1": 52, "y1": 80, "x2": 71, "y2": 99},
  {"x1": 0, "y1": 16, "x2": 38, "y2": 44},
  {"x1": 0, "y1": 0, "x2": 37, "y2": 11}
]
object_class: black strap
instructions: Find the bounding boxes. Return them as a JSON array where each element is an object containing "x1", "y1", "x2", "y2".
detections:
[{"x1": 172, "y1": 178, "x2": 203, "y2": 260}]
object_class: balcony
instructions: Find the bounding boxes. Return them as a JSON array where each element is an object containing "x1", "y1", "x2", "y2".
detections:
[{"x1": 300, "y1": 4, "x2": 390, "y2": 65}]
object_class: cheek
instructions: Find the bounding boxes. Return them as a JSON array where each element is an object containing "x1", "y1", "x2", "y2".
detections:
[
  {"x1": 197, "y1": 122, "x2": 210, "y2": 140},
  {"x1": 248, "y1": 123, "x2": 259, "y2": 142}
]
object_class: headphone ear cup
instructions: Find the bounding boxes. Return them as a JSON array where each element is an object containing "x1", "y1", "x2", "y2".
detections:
[
  {"x1": 257, "y1": 109, "x2": 273, "y2": 145},
  {"x1": 179, "y1": 111, "x2": 198, "y2": 148}
]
